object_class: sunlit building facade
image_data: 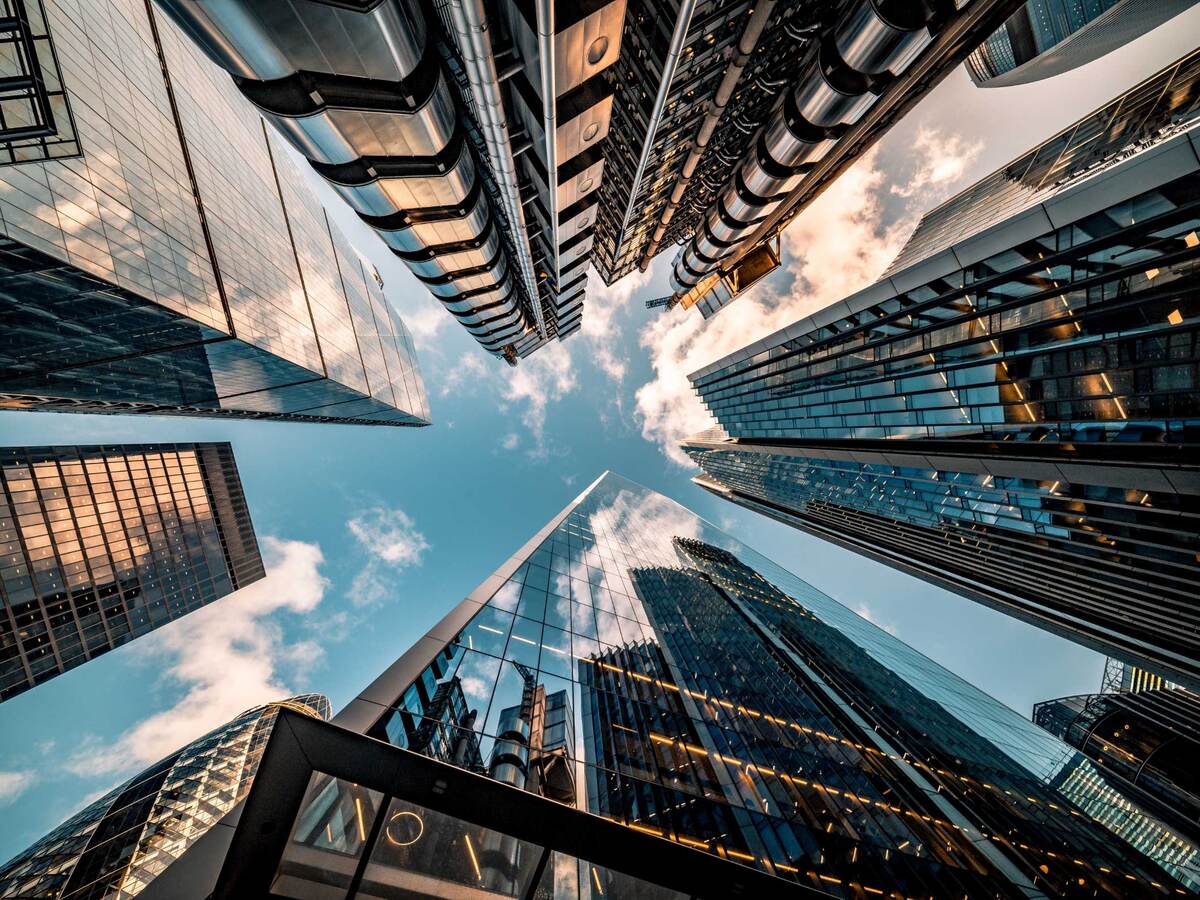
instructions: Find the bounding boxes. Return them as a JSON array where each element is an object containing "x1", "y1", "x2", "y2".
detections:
[
  {"x1": 0, "y1": 443, "x2": 263, "y2": 703},
  {"x1": 0, "y1": 0, "x2": 428, "y2": 425},
  {"x1": 0, "y1": 694, "x2": 330, "y2": 899},
  {"x1": 157, "y1": 0, "x2": 626, "y2": 363},
  {"x1": 966, "y1": 0, "x2": 1199, "y2": 87},
  {"x1": 142, "y1": 472, "x2": 1200, "y2": 898},
  {"x1": 686, "y1": 51, "x2": 1200, "y2": 692}
]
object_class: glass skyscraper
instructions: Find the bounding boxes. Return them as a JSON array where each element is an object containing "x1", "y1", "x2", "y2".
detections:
[
  {"x1": 966, "y1": 0, "x2": 1198, "y2": 87},
  {"x1": 0, "y1": 443, "x2": 263, "y2": 702},
  {"x1": 171, "y1": 471, "x2": 1196, "y2": 899},
  {"x1": 685, "y1": 50, "x2": 1200, "y2": 692},
  {"x1": 0, "y1": 0, "x2": 428, "y2": 426},
  {"x1": 0, "y1": 693, "x2": 330, "y2": 899}
]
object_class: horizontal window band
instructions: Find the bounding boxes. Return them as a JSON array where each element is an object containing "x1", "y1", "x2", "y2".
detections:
[
  {"x1": 311, "y1": 127, "x2": 467, "y2": 185},
  {"x1": 234, "y1": 41, "x2": 441, "y2": 117},
  {"x1": 367, "y1": 177, "x2": 487, "y2": 229},
  {"x1": 390, "y1": 217, "x2": 498, "y2": 262},
  {"x1": 435, "y1": 271, "x2": 518, "y2": 303},
  {"x1": 699, "y1": 221, "x2": 738, "y2": 250},
  {"x1": 410, "y1": 240, "x2": 507, "y2": 286}
]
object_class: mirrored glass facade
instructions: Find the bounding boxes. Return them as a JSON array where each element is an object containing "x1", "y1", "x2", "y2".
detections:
[
  {"x1": 965, "y1": 0, "x2": 1198, "y2": 88},
  {"x1": 685, "y1": 54, "x2": 1200, "y2": 693},
  {"x1": 0, "y1": 694, "x2": 330, "y2": 899},
  {"x1": 0, "y1": 443, "x2": 263, "y2": 702},
  {"x1": 0, "y1": 0, "x2": 429, "y2": 426},
  {"x1": 330, "y1": 472, "x2": 1199, "y2": 897}
]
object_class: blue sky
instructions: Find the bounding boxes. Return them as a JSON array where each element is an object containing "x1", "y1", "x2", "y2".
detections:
[{"x1": 1, "y1": 12, "x2": 1197, "y2": 863}]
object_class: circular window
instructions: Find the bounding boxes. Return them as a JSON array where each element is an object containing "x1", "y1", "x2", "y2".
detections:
[
  {"x1": 587, "y1": 36, "x2": 609, "y2": 65},
  {"x1": 581, "y1": 179, "x2": 594, "y2": 192},
  {"x1": 583, "y1": 122, "x2": 600, "y2": 141}
]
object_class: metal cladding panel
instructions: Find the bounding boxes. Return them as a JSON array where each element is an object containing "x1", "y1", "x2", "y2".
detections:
[
  {"x1": 556, "y1": 158, "x2": 605, "y2": 219},
  {"x1": 556, "y1": 92, "x2": 613, "y2": 164},
  {"x1": 553, "y1": 0, "x2": 626, "y2": 95}
]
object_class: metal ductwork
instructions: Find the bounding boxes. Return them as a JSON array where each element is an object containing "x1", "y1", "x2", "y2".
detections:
[
  {"x1": 156, "y1": 0, "x2": 538, "y2": 360},
  {"x1": 640, "y1": 0, "x2": 777, "y2": 269},
  {"x1": 670, "y1": 0, "x2": 937, "y2": 294}
]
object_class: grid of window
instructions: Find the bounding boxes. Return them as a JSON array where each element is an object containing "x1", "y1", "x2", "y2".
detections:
[
  {"x1": 0, "y1": 443, "x2": 263, "y2": 701},
  {"x1": 694, "y1": 177, "x2": 1200, "y2": 445},
  {"x1": 0, "y1": 0, "x2": 429, "y2": 426},
  {"x1": 0, "y1": 694, "x2": 330, "y2": 899},
  {"x1": 362, "y1": 473, "x2": 1199, "y2": 897}
]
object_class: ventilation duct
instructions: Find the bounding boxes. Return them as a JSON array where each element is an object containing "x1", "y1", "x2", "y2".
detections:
[
  {"x1": 157, "y1": 0, "x2": 537, "y2": 359},
  {"x1": 670, "y1": 0, "x2": 937, "y2": 295}
]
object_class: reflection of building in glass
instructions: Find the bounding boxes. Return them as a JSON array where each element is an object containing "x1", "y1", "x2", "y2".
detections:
[
  {"x1": 0, "y1": 0, "x2": 428, "y2": 426},
  {"x1": 685, "y1": 51, "x2": 1200, "y2": 692},
  {"x1": 1035, "y1": 684, "x2": 1200, "y2": 844},
  {"x1": 966, "y1": 0, "x2": 1198, "y2": 87},
  {"x1": 0, "y1": 443, "x2": 262, "y2": 702},
  {"x1": 317, "y1": 472, "x2": 1199, "y2": 896},
  {"x1": 0, "y1": 694, "x2": 330, "y2": 899}
]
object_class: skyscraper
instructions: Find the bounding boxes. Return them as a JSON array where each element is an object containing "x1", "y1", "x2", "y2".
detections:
[
  {"x1": 651, "y1": 0, "x2": 1029, "y2": 319},
  {"x1": 685, "y1": 50, "x2": 1200, "y2": 691},
  {"x1": 158, "y1": 1, "x2": 1032, "y2": 345},
  {"x1": 0, "y1": 443, "x2": 263, "y2": 702},
  {"x1": 1034, "y1": 686, "x2": 1200, "y2": 845},
  {"x1": 143, "y1": 473, "x2": 1200, "y2": 898},
  {"x1": 157, "y1": 0, "x2": 625, "y2": 363},
  {"x1": 0, "y1": 693, "x2": 331, "y2": 899},
  {"x1": 966, "y1": 0, "x2": 1199, "y2": 87},
  {"x1": 0, "y1": 0, "x2": 429, "y2": 426}
]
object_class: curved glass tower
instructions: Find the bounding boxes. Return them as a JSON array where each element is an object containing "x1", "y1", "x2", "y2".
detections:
[
  {"x1": 0, "y1": 694, "x2": 330, "y2": 900},
  {"x1": 966, "y1": 0, "x2": 1199, "y2": 87}
]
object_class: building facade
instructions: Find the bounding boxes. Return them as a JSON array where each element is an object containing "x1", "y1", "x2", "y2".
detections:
[
  {"x1": 0, "y1": 694, "x2": 330, "y2": 899},
  {"x1": 158, "y1": 0, "x2": 626, "y2": 363},
  {"x1": 166, "y1": 471, "x2": 1198, "y2": 898},
  {"x1": 1034, "y1": 686, "x2": 1200, "y2": 845},
  {"x1": 966, "y1": 0, "x2": 1199, "y2": 87},
  {"x1": 655, "y1": 0, "x2": 1027, "y2": 319},
  {"x1": 0, "y1": 0, "x2": 429, "y2": 425},
  {"x1": 0, "y1": 443, "x2": 263, "y2": 702},
  {"x1": 685, "y1": 50, "x2": 1200, "y2": 691}
]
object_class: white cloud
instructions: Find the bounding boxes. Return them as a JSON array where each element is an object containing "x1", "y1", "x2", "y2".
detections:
[
  {"x1": 634, "y1": 129, "x2": 980, "y2": 466},
  {"x1": 854, "y1": 602, "x2": 898, "y2": 635},
  {"x1": 346, "y1": 505, "x2": 429, "y2": 608},
  {"x1": 65, "y1": 538, "x2": 329, "y2": 780},
  {"x1": 890, "y1": 127, "x2": 982, "y2": 199},
  {"x1": 496, "y1": 341, "x2": 577, "y2": 458},
  {"x1": 401, "y1": 301, "x2": 453, "y2": 350},
  {"x1": 437, "y1": 353, "x2": 488, "y2": 399},
  {"x1": 501, "y1": 432, "x2": 520, "y2": 451},
  {"x1": 0, "y1": 770, "x2": 36, "y2": 805},
  {"x1": 579, "y1": 264, "x2": 655, "y2": 385},
  {"x1": 347, "y1": 507, "x2": 430, "y2": 568}
]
